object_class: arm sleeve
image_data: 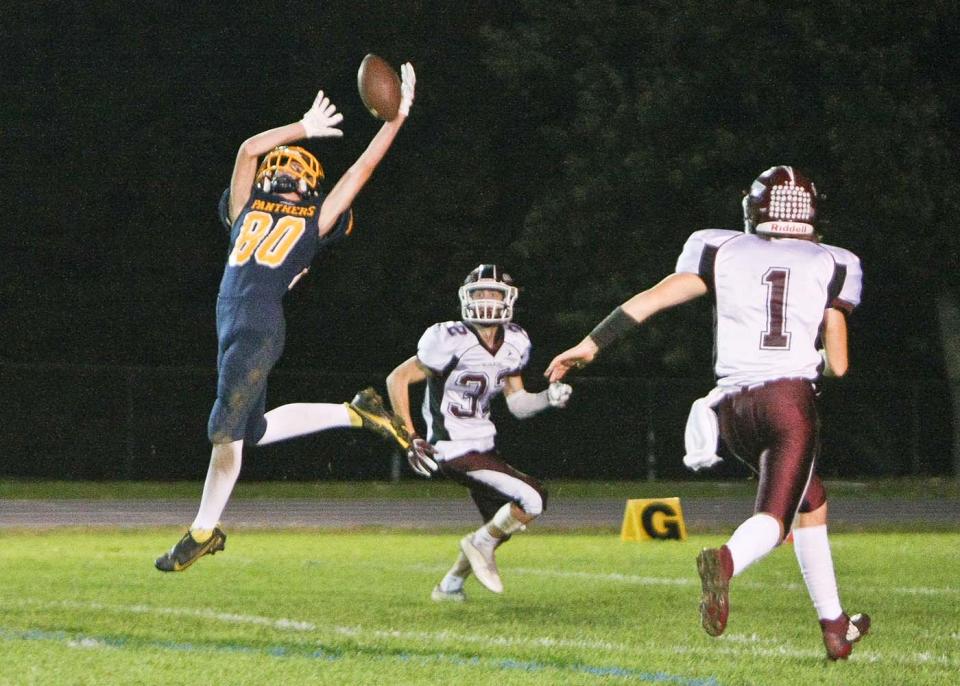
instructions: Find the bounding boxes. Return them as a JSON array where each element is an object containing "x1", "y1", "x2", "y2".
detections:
[{"x1": 505, "y1": 389, "x2": 549, "y2": 419}]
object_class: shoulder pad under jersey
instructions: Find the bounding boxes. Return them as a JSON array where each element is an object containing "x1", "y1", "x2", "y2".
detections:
[
  {"x1": 502, "y1": 322, "x2": 532, "y2": 371},
  {"x1": 675, "y1": 229, "x2": 741, "y2": 274},
  {"x1": 819, "y1": 242, "x2": 863, "y2": 310},
  {"x1": 417, "y1": 322, "x2": 472, "y2": 373}
]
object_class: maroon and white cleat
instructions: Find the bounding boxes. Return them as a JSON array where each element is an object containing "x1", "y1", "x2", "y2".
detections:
[
  {"x1": 696, "y1": 545, "x2": 734, "y2": 636},
  {"x1": 820, "y1": 612, "x2": 871, "y2": 660}
]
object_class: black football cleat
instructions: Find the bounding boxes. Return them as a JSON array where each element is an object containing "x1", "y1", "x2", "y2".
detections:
[
  {"x1": 347, "y1": 387, "x2": 411, "y2": 449},
  {"x1": 155, "y1": 527, "x2": 227, "y2": 572},
  {"x1": 820, "y1": 612, "x2": 871, "y2": 660}
]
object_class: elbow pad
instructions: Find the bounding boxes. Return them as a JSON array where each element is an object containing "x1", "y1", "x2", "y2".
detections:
[{"x1": 506, "y1": 389, "x2": 549, "y2": 419}]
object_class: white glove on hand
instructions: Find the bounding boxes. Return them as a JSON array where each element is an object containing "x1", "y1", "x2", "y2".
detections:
[
  {"x1": 407, "y1": 437, "x2": 438, "y2": 478},
  {"x1": 398, "y1": 63, "x2": 416, "y2": 117},
  {"x1": 547, "y1": 382, "x2": 572, "y2": 408},
  {"x1": 301, "y1": 90, "x2": 344, "y2": 138}
]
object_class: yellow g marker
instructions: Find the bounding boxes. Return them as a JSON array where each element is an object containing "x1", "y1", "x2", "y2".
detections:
[{"x1": 620, "y1": 497, "x2": 688, "y2": 541}]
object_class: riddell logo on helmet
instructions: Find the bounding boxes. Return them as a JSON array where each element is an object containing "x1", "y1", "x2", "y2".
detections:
[{"x1": 757, "y1": 221, "x2": 814, "y2": 236}]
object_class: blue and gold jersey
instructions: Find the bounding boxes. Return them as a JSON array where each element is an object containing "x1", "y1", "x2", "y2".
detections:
[{"x1": 216, "y1": 187, "x2": 354, "y2": 300}]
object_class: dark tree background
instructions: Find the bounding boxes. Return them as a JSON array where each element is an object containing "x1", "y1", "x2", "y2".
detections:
[{"x1": 3, "y1": 1, "x2": 958, "y2": 479}]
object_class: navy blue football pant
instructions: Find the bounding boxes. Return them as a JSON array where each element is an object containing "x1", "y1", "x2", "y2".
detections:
[{"x1": 207, "y1": 296, "x2": 285, "y2": 444}]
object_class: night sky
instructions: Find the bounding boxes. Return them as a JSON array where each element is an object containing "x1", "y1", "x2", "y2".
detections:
[{"x1": 4, "y1": 2, "x2": 957, "y2": 478}]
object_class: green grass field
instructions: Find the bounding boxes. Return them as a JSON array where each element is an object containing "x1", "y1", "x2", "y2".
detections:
[{"x1": 1, "y1": 526, "x2": 957, "y2": 685}]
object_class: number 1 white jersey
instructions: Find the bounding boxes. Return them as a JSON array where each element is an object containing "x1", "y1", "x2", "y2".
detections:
[
  {"x1": 416, "y1": 321, "x2": 531, "y2": 456},
  {"x1": 675, "y1": 229, "x2": 862, "y2": 387}
]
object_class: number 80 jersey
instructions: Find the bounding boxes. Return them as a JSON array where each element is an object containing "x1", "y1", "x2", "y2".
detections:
[
  {"x1": 217, "y1": 187, "x2": 354, "y2": 300},
  {"x1": 416, "y1": 321, "x2": 532, "y2": 451},
  {"x1": 675, "y1": 229, "x2": 862, "y2": 387}
]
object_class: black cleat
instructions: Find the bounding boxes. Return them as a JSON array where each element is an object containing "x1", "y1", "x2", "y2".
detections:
[
  {"x1": 347, "y1": 387, "x2": 411, "y2": 449},
  {"x1": 155, "y1": 527, "x2": 227, "y2": 572}
]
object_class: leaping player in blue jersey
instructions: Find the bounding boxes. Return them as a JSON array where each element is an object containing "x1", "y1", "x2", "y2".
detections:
[{"x1": 156, "y1": 66, "x2": 417, "y2": 572}]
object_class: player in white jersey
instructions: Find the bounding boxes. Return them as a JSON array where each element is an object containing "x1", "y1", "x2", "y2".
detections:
[
  {"x1": 546, "y1": 166, "x2": 870, "y2": 660},
  {"x1": 386, "y1": 265, "x2": 572, "y2": 600}
]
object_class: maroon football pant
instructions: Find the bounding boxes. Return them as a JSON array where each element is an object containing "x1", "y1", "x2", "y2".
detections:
[
  {"x1": 439, "y1": 450, "x2": 548, "y2": 522},
  {"x1": 716, "y1": 378, "x2": 826, "y2": 532}
]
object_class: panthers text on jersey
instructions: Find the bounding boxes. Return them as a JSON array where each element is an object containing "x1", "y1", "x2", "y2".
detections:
[
  {"x1": 675, "y1": 229, "x2": 862, "y2": 387},
  {"x1": 416, "y1": 321, "x2": 531, "y2": 459},
  {"x1": 216, "y1": 187, "x2": 353, "y2": 301}
]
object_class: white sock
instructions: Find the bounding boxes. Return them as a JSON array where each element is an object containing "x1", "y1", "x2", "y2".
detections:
[
  {"x1": 491, "y1": 502, "x2": 526, "y2": 535},
  {"x1": 192, "y1": 441, "x2": 242, "y2": 531},
  {"x1": 440, "y1": 552, "x2": 471, "y2": 591},
  {"x1": 472, "y1": 525, "x2": 498, "y2": 549},
  {"x1": 473, "y1": 503, "x2": 526, "y2": 548},
  {"x1": 793, "y1": 524, "x2": 843, "y2": 620},
  {"x1": 726, "y1": 513, "x2": 781, "y2": 576},
  {"x1": 257, "y1": 403, "x2": 352, "y2": 446}
]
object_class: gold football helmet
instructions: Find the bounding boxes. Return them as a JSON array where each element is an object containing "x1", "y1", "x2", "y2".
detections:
[{"x1": 255, "y1": 146, "x2": 324, "y2": 196}]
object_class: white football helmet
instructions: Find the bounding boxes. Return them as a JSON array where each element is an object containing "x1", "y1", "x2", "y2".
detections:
[{"x1": 458, "y1": 264, "x2": 518, "y2": 325}]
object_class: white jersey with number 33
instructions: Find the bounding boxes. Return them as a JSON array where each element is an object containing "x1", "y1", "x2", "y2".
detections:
[
  {"x1": 416, "y1": 321, "x2": 531, "y2": 459},
  {"x1": 676, "y1": 229, "x2": 862, "y2": 387}
]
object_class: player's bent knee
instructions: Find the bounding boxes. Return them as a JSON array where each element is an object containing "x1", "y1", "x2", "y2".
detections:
[{"x1": 518, "y1": 489, "x2": 544, "y2": 517}]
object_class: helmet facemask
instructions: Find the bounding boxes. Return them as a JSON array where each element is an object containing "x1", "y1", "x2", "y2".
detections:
[
  {"x1": 256, "y1": 146, "x2": 324, "y2": 197},
  {"x1": 459, "y1": 265, "x2": 519, "y2": 325},
  {"x1": 459, "y1": 280, "x2": 518, "y2": 324}
]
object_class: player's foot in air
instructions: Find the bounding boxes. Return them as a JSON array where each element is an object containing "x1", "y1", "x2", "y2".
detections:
[
  {"x1": 460, "y1": 534, "x2": 503, "y2": 593},
  {"x1": 155, "y1": 527, "x2": 227, "y2": 572},
  {"x1": 697, "y1": 546, "x2": 733, "y2": 636},
  {"x1": 431, "y1": 583, "x2": 467, "y2": 602},
  {"x1": 347, "y1": 387, "x2": 411, "y2": 449},
  {"x1": 820, "y1": 612, "x2": 871, "y2": 660}
]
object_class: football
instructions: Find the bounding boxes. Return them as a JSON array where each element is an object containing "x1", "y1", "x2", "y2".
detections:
[{"x1": 357, "y1": 54, "x2": 402, "y2": 121}]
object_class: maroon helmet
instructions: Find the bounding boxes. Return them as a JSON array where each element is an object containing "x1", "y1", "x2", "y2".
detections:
[{"x1": 742, "y1": 165, "x2": 817, "y2": 238}]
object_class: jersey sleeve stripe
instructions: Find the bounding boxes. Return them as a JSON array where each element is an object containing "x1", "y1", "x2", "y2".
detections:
[
  {"x1": 826, "y1": 263, "x2": 848, "y2": 313},
  {"x1": 698, "y1": 244, "x2": 719, "y2": 293}
]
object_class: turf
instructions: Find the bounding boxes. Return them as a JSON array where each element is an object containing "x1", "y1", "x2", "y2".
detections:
[{"x1": 0, "y1": 529, "x2": 956, "y2": 685}]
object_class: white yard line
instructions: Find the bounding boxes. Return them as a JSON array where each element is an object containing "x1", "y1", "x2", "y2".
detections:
[
  {"x1": 502, "y1": 566, "x2": 960, "y2": 597},
  {"x1": 2, "y1": 596, "x2": 959, "y2": 670}
]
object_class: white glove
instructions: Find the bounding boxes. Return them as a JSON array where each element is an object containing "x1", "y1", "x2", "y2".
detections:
[
  {"x1": 407, "y1": 437, "x2": 438, "y2": 478},
  {"x1": 547, "y1": 382, "x2": 572, "y2": 408},
  {"x1": 301, "y1": 90, "x2": 344, "y2": 138},
  {"x1": 398, "y1": 63, "x2": 416, "y2": 117}
]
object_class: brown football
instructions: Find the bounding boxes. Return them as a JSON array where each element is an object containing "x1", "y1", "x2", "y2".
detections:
[{"x1": 357, "y1": 54, "x2": 401, "y2": 121}]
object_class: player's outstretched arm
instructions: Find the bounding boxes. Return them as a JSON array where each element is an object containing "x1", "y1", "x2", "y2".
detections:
[
  {"x1": 316, "y1": 62, "x2": 416, "y2": 235},
  {"x1": 386, "y1": 355, "x2": 436, "y2": 477},
  {"x1": 504, "y1": 376, "x2": 573, "y2": 418},
  {"x1": 386, "y1": 355, "x2": 427, "y2": 438},
  {"x1": 227, "y1": 91, "x2": 345, "y2": 222},
  {"x1": 545, "y1": 272, "x2": 707, "y2": 382},
  {"x1": 545, "y1": 338, "x2": 599, "y2": 383}
]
